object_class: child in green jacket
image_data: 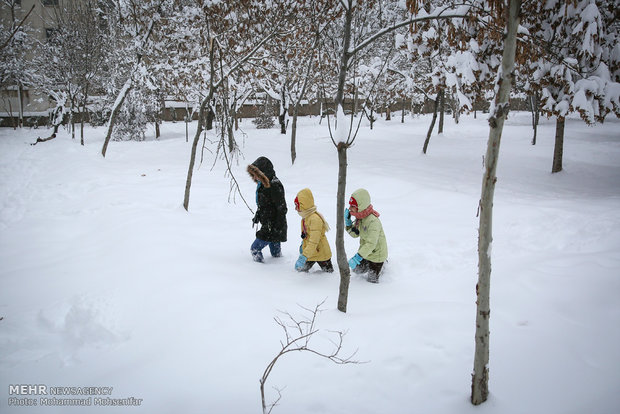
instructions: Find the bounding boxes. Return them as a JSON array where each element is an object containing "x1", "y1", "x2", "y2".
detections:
[{"x1": 345, "y1": 188, "x2": 388, "y2": 283}]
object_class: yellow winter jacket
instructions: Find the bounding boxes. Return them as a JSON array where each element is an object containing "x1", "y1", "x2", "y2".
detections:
[{"x1": 296, "y1": 188, "x2": 332, "y2": 262}]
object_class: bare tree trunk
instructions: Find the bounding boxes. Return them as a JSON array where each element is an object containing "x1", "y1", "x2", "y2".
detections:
[
  {"x1": 184, "y1": 96, "x2": 212, "y2": 211},
  {"x1": 229, "y1": 106, "x2": 236, "y2": 149},
  {"x1": 183, "y1": 34, "x2": 217, "y2": 211},
  {"x1": 336, "y1": 143, "x2": 350, "y2": 312},
  {"x1": 227, "y1": 107, "x2": 235, "y2": 152},
  {"x1": 552, "y1": 116, "x2": 564, "y2": 173},
  {"x1": 401, "y1": 99, "x2": 405, "y2": 123},
  {"x1": 101, "y1": 80, "x2": 132, "y2": 157},
  {"x1": 80, "y1": 98, "x2": 86, "y2": 146},
  {"x1": 206, "y1": 104, "x2": 215, "y2": 131},
  {"x1": 81, "y1": 84, "x2": 89, "y2": 146},
  {"x1": 17, "y1": 83, "x2": 24, "y2": 128},
  {"x1": 289, "y1": 38, "x2": 316, "y2": 163},
  {"x1": 422, "y1": 90, "x2": 442, "y2": 154},
  {"x1": 290, "y1": 103, "x2": 299, "y2": 164},
  {"x1": 80, "y1": 120, "x2": 85, "y2": 145},
  {"x1": 230, "y1": 98, "x2": 238, "y2": 133},
  {"x1": 156, "y1": 93, "x2": 164, "y2": 139},
  {"x1": 472, "y1": 0, "x2": 521, "y2": 406},
  {"x1": 289, "y1": 49, "x2": 314, "y2": 165},
  {"x1": 386, "y1": 106, "x2": 391, "y2": 121},
  {"x1": 185, "y1": 112, "x2": 189, "y2": 142},
  {"x1": 8, "y1": 99, "x2": 16, "y2": 129},
  {"x1": 453, "y1": 97, "x2": 461, "y2": 124},
  {"x1": 530, "y1": 93, "x2": 540, "y2": 145},
  {"x1": 438, "y1": 90, "x2": 444, "y2": 134},
  {"x1": 70, "y1": 100, "x2": 76, "y2": 140},
  {"x1": 369, "y1": 107, "x2": 375, "y2": 130},
  {"x1": 334, "y1": 1, "x2": 354, "y2": 313},
  {"x1": 279, "y1": 86, "x2": 287, "y2": 134}
]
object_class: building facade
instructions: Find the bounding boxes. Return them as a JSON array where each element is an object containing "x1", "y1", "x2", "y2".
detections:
[{"x1": 1, "y1": 0, "x2": 60, "y2": 125}]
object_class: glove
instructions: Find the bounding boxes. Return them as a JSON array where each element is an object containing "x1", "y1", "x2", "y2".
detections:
[
  {"x1": 348, "y1": 253, "x2": 363, "y2": 269},
  {"x1": 252, "y1": 211, "x2": 260, "y2": 224},
  {"x1": 345, "y1": 208, "x2": 352, "y2": 226},
  {"x1": 295, "y1": 255, "x2": 308, "y2": 271}
]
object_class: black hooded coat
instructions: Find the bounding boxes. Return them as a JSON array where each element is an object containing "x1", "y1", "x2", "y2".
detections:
[{"x1": 247, "y1": 157, "x2": 288, "y2": 242}]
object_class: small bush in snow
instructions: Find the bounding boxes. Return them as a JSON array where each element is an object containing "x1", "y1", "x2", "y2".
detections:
[{"x1": 252, "y1": 97, "x2": 276, "y2": 129}]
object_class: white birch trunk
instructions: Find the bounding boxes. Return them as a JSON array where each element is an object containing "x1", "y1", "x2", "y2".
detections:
[{"x1": 471, "y1": 0, "x2": 521, "y2": 405}]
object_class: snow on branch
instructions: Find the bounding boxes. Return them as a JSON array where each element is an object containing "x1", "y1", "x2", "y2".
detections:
[
  {"x1": 0, "y1": 4, "x2": 35, "y2": 52},
  {"x1": 349, "y1": 5, "x2": 470, "y2": 56}
]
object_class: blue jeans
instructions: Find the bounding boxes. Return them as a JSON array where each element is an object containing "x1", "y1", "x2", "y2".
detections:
[{"x1": 251, "y1": 238, "x2": 281, "y2": 262}]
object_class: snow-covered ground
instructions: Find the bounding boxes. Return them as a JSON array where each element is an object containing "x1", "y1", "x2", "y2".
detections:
[{"x1": 1, "y1": 112, "x2": 619, "y2": 414}]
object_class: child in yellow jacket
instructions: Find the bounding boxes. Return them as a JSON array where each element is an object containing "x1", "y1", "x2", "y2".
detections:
[{"x1": 293, "y1": 188, "x2": 333, "y2": 272}]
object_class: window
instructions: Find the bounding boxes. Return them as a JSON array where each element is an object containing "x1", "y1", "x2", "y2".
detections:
[{"x1": 43, "y1": 0, "x2": 59, "y2": 6}]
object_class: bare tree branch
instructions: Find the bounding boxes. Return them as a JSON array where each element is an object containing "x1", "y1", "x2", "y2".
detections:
[
  {"x1": 260, "y1": 300, "x2": 364, "y2": 414},
  {"x1": 0, "y1": 4, "x2": 34, "y2": 52}
]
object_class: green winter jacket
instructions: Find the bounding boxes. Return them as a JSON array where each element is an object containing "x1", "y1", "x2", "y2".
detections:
[{"x1": 346, "y1": 188, "x2": 388, "y2": 263}]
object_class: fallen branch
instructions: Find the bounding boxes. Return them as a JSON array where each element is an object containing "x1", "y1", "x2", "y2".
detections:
[{"x1": 31, "y1": 133, "x2": 57, "y2": 146}]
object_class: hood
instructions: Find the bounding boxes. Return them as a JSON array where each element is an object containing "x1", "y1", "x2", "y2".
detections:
[
  {"x1": 350, "y1": 188, "x2": 371, "y2": 211},
  {"x1": 295, "y1": 188, "x2": 315, "y2": 211},
  {"x1": 248, "y1": 156, "x2": 275, "y2": 188}
]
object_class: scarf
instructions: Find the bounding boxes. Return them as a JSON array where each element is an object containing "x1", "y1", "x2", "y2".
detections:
[
  {"x1": 298, "y1": 206, "x2": 330, "y2": 232},
  {"x1": 350, "y1": 204, "x2": 380, "y2": 220}
]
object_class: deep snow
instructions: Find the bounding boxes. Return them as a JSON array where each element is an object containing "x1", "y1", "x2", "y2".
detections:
[{"x1": 1, "y1": 112, "x2": 619, "y2": 414}]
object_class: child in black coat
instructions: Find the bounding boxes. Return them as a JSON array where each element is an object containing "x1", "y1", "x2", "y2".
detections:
[{"x1": 247, "y1": 156, "x2": 287, "y2": 262}]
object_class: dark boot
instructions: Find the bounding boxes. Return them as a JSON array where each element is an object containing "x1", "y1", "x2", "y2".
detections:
[
  {"x1": 366, "y1": 261, "x2": 383, "y2": 283},
  {"x1": 252, "y1": 250, "x2": 264, "y2": 263},
  {"x1": 367, "y1": 272, "x2": 379, "y2": 283},
  {"x1": 318, "y1": 259, "x2": 334, "y2": 273}
]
